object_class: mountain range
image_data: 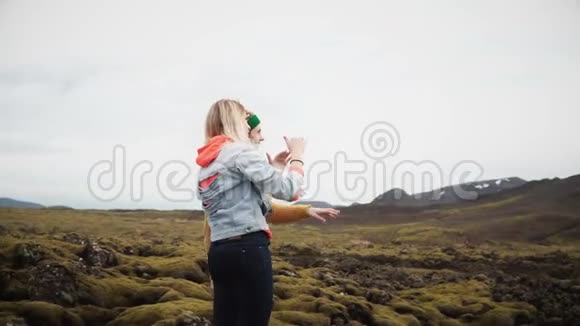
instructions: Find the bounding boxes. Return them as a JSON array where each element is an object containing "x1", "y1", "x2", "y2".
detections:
[{"x1": 0, "y1": 198, "x2": 44, "y2": 209}]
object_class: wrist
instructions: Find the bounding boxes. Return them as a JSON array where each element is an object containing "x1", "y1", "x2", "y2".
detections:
[
  {"x1": 290, "y1": 159, "x2": 304, "y2": 166},
  {"x1": 290, "y1": 152, "x2": 304, "y2": 161}
]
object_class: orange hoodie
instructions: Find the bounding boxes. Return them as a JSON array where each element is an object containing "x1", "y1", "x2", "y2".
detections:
[{"x1": 196, "y1": 135, "x2": 231, "y2": 167}]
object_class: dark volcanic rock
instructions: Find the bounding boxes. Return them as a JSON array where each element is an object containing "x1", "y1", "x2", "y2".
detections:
[
  {"x1": 274, "y1": 244, "x2": 324, "y2": 268},
  {"x1": 28, "y1": 262, "x2": 79, "y2": 306},
  {"x1": 271, "y1": 240, "x2": 580, "y2": 324},
  {"x1": 0, "y1": 316, "x2": 28, "y2": 326},
  {"x1": 337, "y1": 257, "x2": 363, "y2": 274},
  {"x1": 61, "y1": 233, "x2": 88, "y2": 245},
  {"x1": 275, "y1": 268, "x2": 300, "y2": 278},
  {"x1": 79, "y1": 241, "x2": 118, "y2": 267},
  {"x1": 275, "y1": 244, "x2": 321, "y2": 257},
  {"x1": 365, "y1": 288, "x2": 392, "y2": 305},
  {"x1": 329, "y1": 313, "x2": 349, "y2": 326},
  {"x1": 492, "y1": 274, "x2": 580, "y2": 324},
  {"x1": 13, "y1": 243, "x2": 44, "y2": 268},
  {"x1": 176, "y1": 311, "x2": 212, "y2": 326},
  {"x1": 345, "y1": 301, "x2": 373, "y2": 325},
  {"x1": 151, "y1": 311, "x2": 212, "y2": 326}
]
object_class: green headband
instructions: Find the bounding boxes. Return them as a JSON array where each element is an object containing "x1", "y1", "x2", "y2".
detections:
[{"x1": 247, "y1": 113, "x2": 261, "y2": 130}]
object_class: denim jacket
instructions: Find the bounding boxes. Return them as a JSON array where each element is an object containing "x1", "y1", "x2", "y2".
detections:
[{"x1": 196, "y1": 135, "x2": 304, "y2": 242}]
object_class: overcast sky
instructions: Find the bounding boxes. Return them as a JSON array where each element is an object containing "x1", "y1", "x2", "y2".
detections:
[{"x1": 1, "y1": 0, "x2": 579, "y2": 209}]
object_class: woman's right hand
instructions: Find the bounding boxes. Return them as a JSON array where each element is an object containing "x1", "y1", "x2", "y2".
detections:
[
  {"x1": 307, "y1": 207, "x2": 340, "y2": 223},
  {"x1": 284, "y1": 136, "x2": 305, "y2": 160}
]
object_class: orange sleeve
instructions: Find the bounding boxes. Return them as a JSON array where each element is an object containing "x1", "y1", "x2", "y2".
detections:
[
  {"x1": 203, "y1": 213, "x2": 211, "y2": 254},
  {"x1": 268, "y1": 202, "x2": 311, "y2": 224}
]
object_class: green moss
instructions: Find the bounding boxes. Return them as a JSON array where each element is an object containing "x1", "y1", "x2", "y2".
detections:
[
  {"x1": 274, "y1": 293, "x2": 366, "y2": 322},
  {"x1": 273, "y1": 274, "x2": 302, "y2": 285},
  {"x1": 271, "y1": 311, "x2": 329, "y2": 325},
  {"x1": 0, "y1": 269, "x2": 29, "y2": 301},
  {"x1": 295, "y1": 267, "x2": 333, "y2": 279},
  {"x1": 69, "y1": 304, "x2": 117, "y2": 326},
  {"x1": 479, "y1": 308, "x2": 516, "y2": 326},
  {"x1": 0, "y1": 207, "x2": 572, "y2": 326},
  {"x1": 0, "y1": 301, "x2": 83, "y2": 326},
  {"x1": 274, "y1": 283, "x2": 322, "y2": 300},
  {"x1": 479, "y1": 307, "x2": 535, "y2": 326},
  {"x1": 77, "y1": 272, "x2": 212, "y2": 309},
  {"x1": 76, "y1": 273, "x2": 143, "y2": 307},
  {"x1": 439, "y1": 319, "x2": 463, "y2": 326},
  {"x1": 149, "y1": 278, "x2": 211, "y2": 301},
  {"x1": 321, "y1": 277, "x2": 367, "y2": 297},
  {"x1": 0, "y1": 236, "x2": 83, "y2": 269},
  {"x1": 499, "y1": 301, "x2": 536, "y2": 314},
  {"x1": 272, "y1": 260, "x2": 297, "y2": 271},
  {"x1": 275, "y1": 295, "x2": 335, "y2": 314},
  {"x1": 394, "y1": 224, "x2": 465, "y2": 244},
  {"x1": 107, "y1": 298, "x2": 212, "y2": 326},
  {"x1": 151, "y1": 318, "x2": 177, "y2": 326},
  {"x1": 396, "y1": 314, "x2": 421, "y2": 326},
  {"x1": 316, "y1": 300, "x2": 348, "y2": 316},
  {"x1": 371, "y1": 305, "x2": 421, "y2": 326},
  {"x1": 118, "y1": 256, "x2": 209, "y2": 283},
  {"x1": 158, "y1": 289, "x2": 185, "y2": 302},
  {"x1": 371, "y1": 316, "x2": 408, "y2": 326},
  {"x1": 392, "y1": 301, "x2": 424, "y2": 315},
  {"x1": 132, "y1": 286, "x2": 172, "y2": 305},
  {"x1": 400, "y1": 280, "x2": 491, "y2": 301},
  {"x1": 329, "y1": 293, "x2": 374, "y2": 324},
  {"x1": 447, "y1": 302, "x2": 494, "y2": 318},
  {"x1": 393, "y1": 281, "x2": 503, "y2": 324}
]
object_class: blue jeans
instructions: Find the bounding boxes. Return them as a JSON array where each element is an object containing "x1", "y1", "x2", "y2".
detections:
[{"x1": 208, "y1": 231, "x2": 273, "y2": 326}]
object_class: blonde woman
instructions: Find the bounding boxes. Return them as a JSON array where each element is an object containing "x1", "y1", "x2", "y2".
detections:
[
  {"x1": 202, "y1": 110, "x2": 340, "y2": 251},
  {"x1": 196, "y1": 99, "x2": 338, "y2": 326}
]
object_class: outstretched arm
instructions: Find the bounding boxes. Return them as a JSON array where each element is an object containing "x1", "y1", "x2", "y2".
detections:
[
  {"x1": 268, "y1": 202, "x2": 311, "y2": 223},
  {"x1": 268, "y1": 202, "x2": 341, "y2": 224}
]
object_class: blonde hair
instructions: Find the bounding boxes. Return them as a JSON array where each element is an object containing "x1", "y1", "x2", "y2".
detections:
[{"x1": 204, "y1": 99, "x2": 250, "y2": 143}]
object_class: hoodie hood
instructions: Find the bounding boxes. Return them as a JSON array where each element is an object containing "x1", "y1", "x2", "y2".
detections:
[{"x1": 196, "y1": 135, "x2": 231, "y2": 167}]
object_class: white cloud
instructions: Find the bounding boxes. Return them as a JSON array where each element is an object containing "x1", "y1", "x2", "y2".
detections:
[{"x1": 0, "y1": 0, "x2": 579, "y2": 208}]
